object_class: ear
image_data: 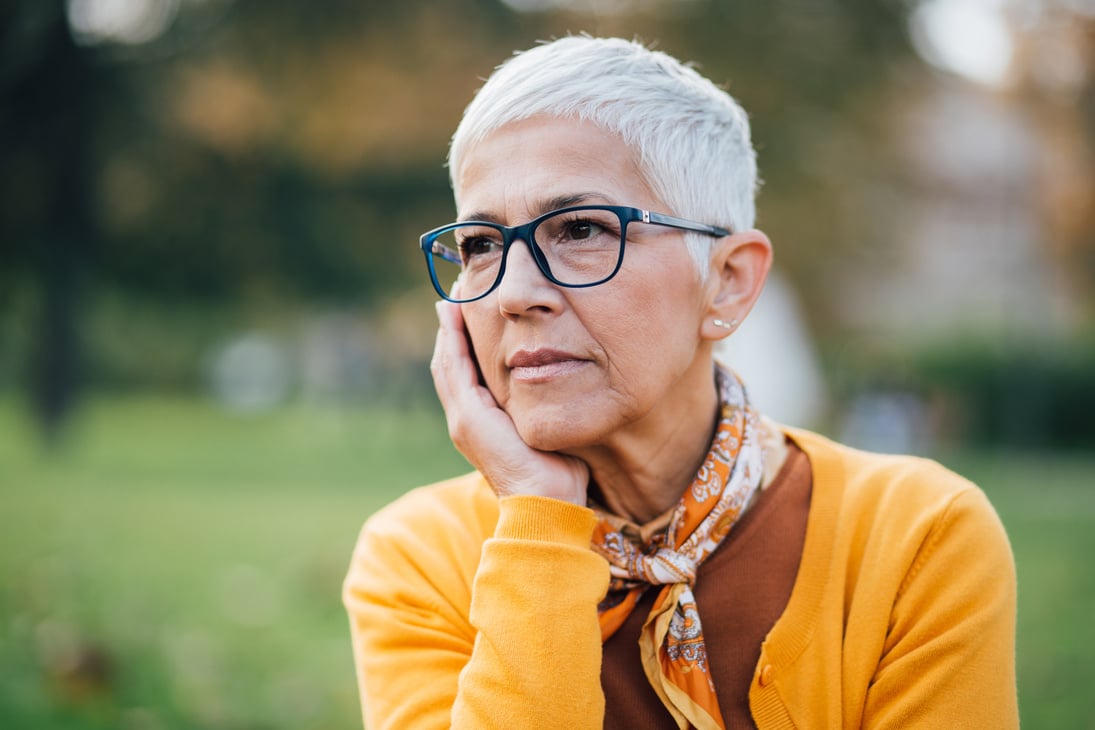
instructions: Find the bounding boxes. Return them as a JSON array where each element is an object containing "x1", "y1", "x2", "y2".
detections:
[{"x1": 700, "y1": 229, "x2": 773, "y2": 341}]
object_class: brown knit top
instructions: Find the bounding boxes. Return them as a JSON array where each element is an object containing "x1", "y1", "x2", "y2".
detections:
[{"x1": 601, "y1": 440, "x2": 813, "y2": 729}]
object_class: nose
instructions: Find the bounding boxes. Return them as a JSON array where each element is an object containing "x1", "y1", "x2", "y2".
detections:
[{"x1": 494, "y1": 237, "x2": 562, "y2": 315}]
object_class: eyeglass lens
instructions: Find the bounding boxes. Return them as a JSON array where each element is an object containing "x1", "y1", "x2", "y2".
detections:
[{"x1": 429, "y1": 208, "x2": 625, "y2": 300}]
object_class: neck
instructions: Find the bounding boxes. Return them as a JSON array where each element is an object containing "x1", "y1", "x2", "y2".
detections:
[{"x1": 572, "y1": 360, "x2": 721, "y2": 524}]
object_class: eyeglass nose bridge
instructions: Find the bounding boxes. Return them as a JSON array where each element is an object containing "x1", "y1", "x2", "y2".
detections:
[{"x1": 494, "y1": 220, "x2": 559, "y2": 289}]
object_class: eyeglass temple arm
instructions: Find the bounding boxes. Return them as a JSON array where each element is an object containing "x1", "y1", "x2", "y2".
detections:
[{"x1": 643, "y1": 210, "x2": 730, "y2": 238}]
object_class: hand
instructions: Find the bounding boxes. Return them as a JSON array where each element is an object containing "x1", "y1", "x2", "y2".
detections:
[{"x1": 430, "y1": 296, "x2": 590, "y2": 506}]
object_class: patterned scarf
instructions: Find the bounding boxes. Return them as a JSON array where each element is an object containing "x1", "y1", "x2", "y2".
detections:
[{"x1": 591, "y1": 366, "x2": 765, "y2": 730}]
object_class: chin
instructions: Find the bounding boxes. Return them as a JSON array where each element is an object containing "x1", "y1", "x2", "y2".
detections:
[
  {"x1": 514, "y1": 421, "x2": 580, "y2": 452},
  {"x1": 512, "y1": 409, "x2": 601, "y2": 453}
]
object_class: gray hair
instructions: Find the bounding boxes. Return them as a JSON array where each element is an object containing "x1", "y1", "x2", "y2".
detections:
[{"x1": 447, "y1": 36, "x2": 758, "y2": 274}]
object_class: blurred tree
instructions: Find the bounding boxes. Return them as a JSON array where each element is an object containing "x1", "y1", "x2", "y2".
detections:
[
  {"x1": 0, "y1": 0, "x2": 922, "y2": 435},
  {"x1": 6, "y1": 0, "x2": 1087, "y2": 439},
  {"x1": 1, "y1": 1, "x2": 111, "y2": 442},
  {"x1": 0, "y1": 0, "x2": 536, "y2": 437},
  {"x1": 1014, "y1": 7, "x2": 1095, "y2": 317}
]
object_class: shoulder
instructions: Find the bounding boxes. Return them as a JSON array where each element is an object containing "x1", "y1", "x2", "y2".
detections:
[
  {"x1": 788, "y1": 427, "x2": 992, "y2": 517},
  {"x1": 360, "y1": 471, "x2": 499, "y2": 547},
  {"x1": 345, "y1": 472, "x2": 499, "y2": 606},
  {"x1": 775, "y1": 428, "x2": 1014, "y2": 644},
  {"x1": 761, "y1": 438, "x2": 1017, "y2": 727},
  {"x1": 354, "y1": 471, "x2": 500, "y2": 566},
  {"x1": 786, "y1": 427, "x2": 1010, "y2": 569}
]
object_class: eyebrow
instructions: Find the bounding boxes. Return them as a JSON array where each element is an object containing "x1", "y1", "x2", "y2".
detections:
[{"x1": 459, "y1": 192, "x2": 610, "y2": 224}]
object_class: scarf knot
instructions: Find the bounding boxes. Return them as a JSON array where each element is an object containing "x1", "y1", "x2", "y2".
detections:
[{"x1": 591, "y1": 366, "x2": 765, "y2": 730}]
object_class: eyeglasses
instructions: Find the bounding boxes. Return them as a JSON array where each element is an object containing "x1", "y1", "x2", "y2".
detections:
[{"x1": 420, "y1": 204, "x2": 730, "y2": 303}]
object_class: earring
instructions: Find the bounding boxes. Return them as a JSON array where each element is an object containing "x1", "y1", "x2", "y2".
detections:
[{"x1": 712, "y1": 318, "x2": 738, "y2": 330}]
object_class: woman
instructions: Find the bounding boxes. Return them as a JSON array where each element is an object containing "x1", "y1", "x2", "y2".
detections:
[{"x1": 343, "y1": 37, "x2": 1017, "y2": 729}]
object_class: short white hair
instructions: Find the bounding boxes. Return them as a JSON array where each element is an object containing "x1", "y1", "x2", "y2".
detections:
[{"x1": 448, "y1": 36, "x2": 758, "y2": 273}]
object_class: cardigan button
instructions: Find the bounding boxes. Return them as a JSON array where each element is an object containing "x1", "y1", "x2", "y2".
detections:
[{"x1": 759, "y1": 664, "x2": 774, "y2": 687}]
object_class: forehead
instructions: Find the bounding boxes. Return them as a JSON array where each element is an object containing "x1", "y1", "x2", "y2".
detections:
[{"x1": 453, "y1": 116, "x2": 659, "y2": 222}]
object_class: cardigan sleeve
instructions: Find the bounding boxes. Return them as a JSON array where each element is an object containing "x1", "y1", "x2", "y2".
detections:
[
  {"x1": 861, "y1": 485, "x2": 1019, "y2": 729},
  {"x1": 343, "y1": 491, "x2": 611, "y2": 730}
]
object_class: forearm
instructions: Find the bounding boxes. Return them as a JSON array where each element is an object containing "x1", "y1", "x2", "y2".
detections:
[
  {"x1": 345, "y1": 491, "x2": 610, "y2": 730},
  {"x1": 453, "y1": 496, "x2": 609, "y2": 728}
]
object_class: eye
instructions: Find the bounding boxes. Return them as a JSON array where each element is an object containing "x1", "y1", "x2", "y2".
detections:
[
  {"x1": 563, "y1": 220, "x2": 605, "y2": 241},
  {"x1": 538, "y1": 209, "x2": 619, "y2": 248},
  {"x1": 457, "y1": 234, "x2": 502, "y2": 260}
]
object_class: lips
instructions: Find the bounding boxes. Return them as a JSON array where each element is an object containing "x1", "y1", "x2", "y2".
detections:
[
  {"x1": 506, "y1": 348, "x2": 587, "y2": 382},
  {"x1": 506, "y1": 348, "x2": 582, "y2": 368}
]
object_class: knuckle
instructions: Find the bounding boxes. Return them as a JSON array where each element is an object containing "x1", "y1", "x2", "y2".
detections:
[
  {"x1": 429, "y1": 348, "x2": 449, "y2": 376},
  {"x1": 445, "y1": 413, "x2": 466, "y2": 444}
]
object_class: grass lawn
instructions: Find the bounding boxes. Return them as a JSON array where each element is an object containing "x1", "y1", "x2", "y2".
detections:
[{"x1": 1, "y1": 395, "x2": 1093, "y2": 728}]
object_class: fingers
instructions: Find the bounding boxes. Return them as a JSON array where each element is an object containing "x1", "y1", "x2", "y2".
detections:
[
  {"x1": 428, "y1": 294, "x2": 590, "y2": 506},
  {"x1": 431, "y1": 278, "x2": 480, "y2": 400},
  {"x1": 430, "y1": 298, "x2": 497, "y2": 452},
  {"x1": 430, "y1": 299, "x2": 484, "y2": 412}
]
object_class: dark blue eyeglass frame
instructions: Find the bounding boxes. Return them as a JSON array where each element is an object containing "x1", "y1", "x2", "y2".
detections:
[{"x1": 419, "y1": 204, "x2": 730, "y2": 303}]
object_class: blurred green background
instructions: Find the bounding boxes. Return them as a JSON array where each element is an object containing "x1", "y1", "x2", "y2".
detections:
[{"x1": 2, "y1": 0, "x2": 1093, "y2": 727}]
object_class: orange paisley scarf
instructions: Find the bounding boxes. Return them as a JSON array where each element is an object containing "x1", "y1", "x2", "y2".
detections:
[{"x1": 591, "y1": 366, "x2": 765, "y2": 730}]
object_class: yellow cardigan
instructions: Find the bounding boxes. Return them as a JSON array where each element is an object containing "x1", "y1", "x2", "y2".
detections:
[{"x1": 343, "y1": 428, "x2": 1018, "y2": 729}]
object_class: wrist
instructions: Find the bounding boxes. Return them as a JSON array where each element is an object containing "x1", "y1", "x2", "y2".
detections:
[{"x1": 495, "y1": 495, "x2": 597, "y2": 546}]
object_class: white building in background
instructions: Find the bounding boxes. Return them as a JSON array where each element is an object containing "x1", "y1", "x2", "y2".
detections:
[
  {"x1": 834, "y1": 78, "x2": 1080, "y2": 341},
  {"x1": 834, "y1": 0, "x2": 1091, "y2": 342}
]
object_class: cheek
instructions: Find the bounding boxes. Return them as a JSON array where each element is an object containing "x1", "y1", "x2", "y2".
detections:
[
  {"x1": 460, "y1": 302, "x2": 493, "y2": 343},
  {"x1": 461, "y1": 307, "x2": 506, "y2": 382},
  {"x1": 597, "y1": 277, "x2": 702, "y2": 375},
  {"x1": 605, "y1": 272, "x2": 696, "y2": 341}
]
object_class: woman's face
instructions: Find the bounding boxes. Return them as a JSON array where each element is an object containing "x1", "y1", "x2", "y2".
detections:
[{"x1": 453, "y1": 116, "x2": 717, "y2": 453}]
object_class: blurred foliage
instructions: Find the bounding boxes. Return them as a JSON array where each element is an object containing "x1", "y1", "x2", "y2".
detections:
[
  {"x1": 0, "y1": 396, "x2": 471, "y2": 729},
  {"x1": 0, "y1": 0, "x2": 925, "y2": 423},
  {"x1": 913, "y1": 338, "x2": 1095, "y2": 451},
  {"x1": 2, "y1": 4, "x2": 1093, "y2": 725},
  {"x1": 825, "y1": 334, "x2": 1095, "y2": 452},
  {"x1": 1, "y1": 0, "x2": 1092, "y2": 434},
  {"x1": 1, "y1": 0, "x2": 919, "y2": 305},
  {"x1": 1, "y1": 396, "x2": 1094, "y2": 728}
]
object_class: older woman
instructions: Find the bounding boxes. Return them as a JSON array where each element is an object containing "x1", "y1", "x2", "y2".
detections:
[{"x1": 343, "y1": 37, "x2": 1017, "y2": 730}]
